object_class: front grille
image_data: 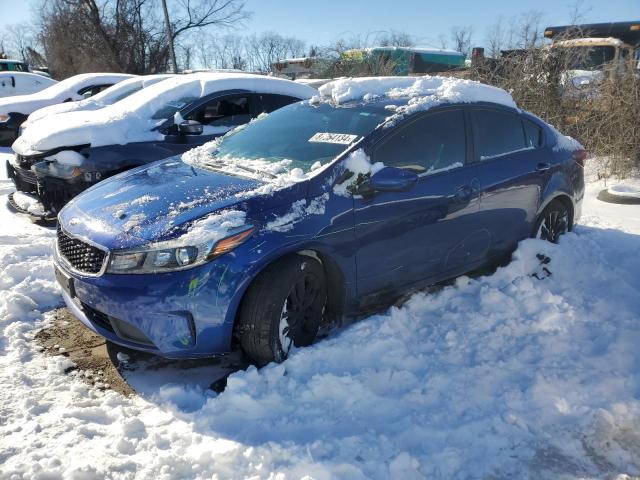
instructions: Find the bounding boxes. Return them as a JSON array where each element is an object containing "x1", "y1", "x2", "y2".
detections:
[{"x1": 57, "y1": 225, "x2": 107, "y2": 274}]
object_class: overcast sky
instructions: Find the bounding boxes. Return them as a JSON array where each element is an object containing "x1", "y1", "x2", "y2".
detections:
[{"x1": 1, "y1": 0, "x2": 638, "y2": 49}]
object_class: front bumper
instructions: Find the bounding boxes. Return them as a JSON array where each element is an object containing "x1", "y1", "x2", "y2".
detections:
[
  {"x1": 54, "y1": 251, "x2": 248, "y2": 359},
  {"x1": 6, "y1": 159, "x2": 93, "y2": 216},
  {"x1": 6, "y1": 159, "x2": 37, "y2": 194}
]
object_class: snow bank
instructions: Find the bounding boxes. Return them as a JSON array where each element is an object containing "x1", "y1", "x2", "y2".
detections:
[
  {"x1": 0, "y1": 73, "x2": 134, "y2": 117},
  {"x1": 13, "y1": 73, "x2": 316, "y2": 154},
  {"x1": 24, "y1": 74, "x2": 173, "y2": 125},
  {"x1": 1, "y1": 161, "x2": 640, "y2": 478},
  {"x1": 607, "y1": 180, "x2": 640, "y2": 199},
  {"x1": 318, "y1": 76, "x2": 516, "y2": 108}
]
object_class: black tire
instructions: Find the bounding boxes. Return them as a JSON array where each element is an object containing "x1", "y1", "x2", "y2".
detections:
[
  {"x1": 533, "y1": 199, "x2": 571, "y2": 243},
  {"x1": 235, "y1": 255, "x2": 327, "y2": 367}
]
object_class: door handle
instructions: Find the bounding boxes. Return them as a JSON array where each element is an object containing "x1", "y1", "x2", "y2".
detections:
[{"x1": 536, "y1": 162, "x2": 551, "y2": 172}]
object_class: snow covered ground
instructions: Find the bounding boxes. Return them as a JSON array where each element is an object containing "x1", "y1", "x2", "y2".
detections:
[{"x1": 0, "y1": 150, "x2": 639, "y2": 479}]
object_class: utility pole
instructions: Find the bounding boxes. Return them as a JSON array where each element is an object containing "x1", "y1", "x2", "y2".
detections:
[{"x1": 161, "y1": 0, "x2": 179, "y2": 73}]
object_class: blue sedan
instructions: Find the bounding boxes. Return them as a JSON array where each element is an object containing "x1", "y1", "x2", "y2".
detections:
[{"x1": 54, "y1": 78, "x2": 585, "y2": 366}]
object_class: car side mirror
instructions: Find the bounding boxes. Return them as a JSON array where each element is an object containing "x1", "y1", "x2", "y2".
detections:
[
  {"x1": 178, "y1": 120, "x2": 203, "y2": 135},
  {"x1": 369, "y1": 166, "x2": 418, "y2": 192}
]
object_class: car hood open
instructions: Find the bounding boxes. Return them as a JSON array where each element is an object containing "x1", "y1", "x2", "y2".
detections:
[{"x1": 58, "y1": 158, "x2": 306, "y2": 250}]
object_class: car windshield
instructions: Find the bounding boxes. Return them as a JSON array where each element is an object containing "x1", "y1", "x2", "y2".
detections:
[
  {"x1": 91, "y1": 81, "x2": 144, "y2": 106},
  {"x1": 565, "y1": 46, "x2": 616, "y2": 70},
  {"x1": 150, "y1": 96, "x2": 197, "y2": 119},
  {"x1": 205, "y1": 101, "x2": 389, "y2": 172}
]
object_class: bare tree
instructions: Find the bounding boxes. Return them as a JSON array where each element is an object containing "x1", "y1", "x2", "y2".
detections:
[
  {"x1": 484, "y1": 17, "x2": 507, "y2": 58},
  {"x1": 6, "y1": 24, "x2": 35, "y2": 63},
  {"x1": 450, "y1": 25, "x2": 473, "y2": 56},
  {"x1": 37, "y1": 0, "x2": 250, "y2": 78},
  {"x1": 194, "y1": 32, "x2": 247, "y2": 70},
  {"x1": 567, "y1": 0, "x2": 592, "y2": 25},
  {"x1": 245, "y1": 31, "x2": 305, "y2": 72},
  {"x1": 376, "y1": 31, "x2": 414, "y2": 48},
  {"x1": 514, "y1": 10, "x2": 544, "y2": 49}
]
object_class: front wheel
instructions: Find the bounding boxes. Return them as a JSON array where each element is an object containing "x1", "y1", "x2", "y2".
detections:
[
  {"x1": 534, "y1": 200, "x2": 571, "y2": 243},
  {"x1": 236, "y1": 255, "x2": 327, "y2": 367}
]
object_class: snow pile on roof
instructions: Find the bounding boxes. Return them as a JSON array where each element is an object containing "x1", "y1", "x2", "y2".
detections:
[
  {"x1": 554, "y1": 37, "x2": 625, "y2": 47},
  {"x1": 25, "y1": 75, "x2": 173, "y2": 125},
  {"x1": 318, "y1": 75, "x2": 517, "y2": 108},
  {"x1": 13, "y1": 73, "x2": 316, "y2": 154},
  {"x1": 2, "y1": 165, "x2": 640, "y2": 477},
  {"x1": 0, "y1": 73, "x2": 134, "y2": 117}
]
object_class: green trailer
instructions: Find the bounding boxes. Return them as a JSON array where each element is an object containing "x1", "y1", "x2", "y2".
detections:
[{"x1": 342, "y1": 46, "x2": 466, "y2": 75}]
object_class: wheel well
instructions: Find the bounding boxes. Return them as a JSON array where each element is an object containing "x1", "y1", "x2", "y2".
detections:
[
  {"x1": 230, "y1": 249, "x2": 346, "y2": 346},
  {"x1": 550, "y1": 195, "x2": 575, "y2": 230}
]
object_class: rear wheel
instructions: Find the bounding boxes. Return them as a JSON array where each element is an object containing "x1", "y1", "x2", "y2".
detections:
[
  {"x1": 534, "y1": 200, "x2": 571, "y2": 243},
  {"x1": 236, "y1": 255, "x2": 326, "y2": 367}
]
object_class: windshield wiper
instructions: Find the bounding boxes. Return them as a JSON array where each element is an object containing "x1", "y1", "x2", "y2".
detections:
[{"x1": 234, "y1": 164, "x2": 277, "y2": 179}]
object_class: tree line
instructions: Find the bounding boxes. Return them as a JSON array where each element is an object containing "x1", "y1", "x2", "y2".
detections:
[{"x1": 0, "y1": 0, "x2": 564, "y2": 78}]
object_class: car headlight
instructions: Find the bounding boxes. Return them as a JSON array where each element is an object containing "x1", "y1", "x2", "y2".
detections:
[
  {"x1": 0, "y1": 114, "x2": 9, "y2": 123},
  {"x1": 106, "y1": 226, "x2": 254, "y2": 274}
]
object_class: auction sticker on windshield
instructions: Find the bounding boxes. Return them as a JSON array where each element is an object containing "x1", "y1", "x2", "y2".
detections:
[{"x1": 309, "y1": 132, "x2": 359, "y2": 145}]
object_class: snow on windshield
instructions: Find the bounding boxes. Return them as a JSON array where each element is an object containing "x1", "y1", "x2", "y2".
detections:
[{"x1": 13, "y1": 73, "x2": 316, "y2": 153}]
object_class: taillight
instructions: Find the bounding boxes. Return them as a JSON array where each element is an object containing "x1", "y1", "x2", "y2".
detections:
[{"x1": 572, "y1": 149, "x2": 587, "y2": 167}]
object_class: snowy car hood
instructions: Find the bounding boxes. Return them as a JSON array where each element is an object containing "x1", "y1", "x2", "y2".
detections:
[
  {"x1": 59, "y1": 158, "x2": 270, "y2": 249},
  {"x1": 0, "y1": 95, "x2": 62, "y2": 117},
  {"x1": 12, "y1": 108, "x2": 139, "y2": 155}
]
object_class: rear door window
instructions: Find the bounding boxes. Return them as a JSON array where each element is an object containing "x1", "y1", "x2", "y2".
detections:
[
  {"x1": 373, "y1": 109, "x2": 466, "y2": 175},
  {"x1": 471, "y1": 109, "x2": 527, "y2": 160},
  {"x1": 78, "y1": 84, "x2": 113, "y2": 98},
  {"x1": 187, "y1": 94, "x2": 252, "y2": 127},
  {"x1": 523, "y1": 119, "x2": 543, "y2": 148}
]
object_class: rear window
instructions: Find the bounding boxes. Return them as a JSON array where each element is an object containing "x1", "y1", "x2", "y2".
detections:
[{"x1": 471, "y1": 109, "x2": 527, "y2": 160}]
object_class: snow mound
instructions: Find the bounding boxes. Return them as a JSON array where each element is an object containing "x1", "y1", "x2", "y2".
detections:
[
  {"x1": 1, "y1": 162, "x2": 640, "y2": 478},
  {"x1": 607, "y1": 181, "x2": 640, "y2": 199},
  {"x1": 318, "y1": 76, "x2": 517, "y2": 108}
]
